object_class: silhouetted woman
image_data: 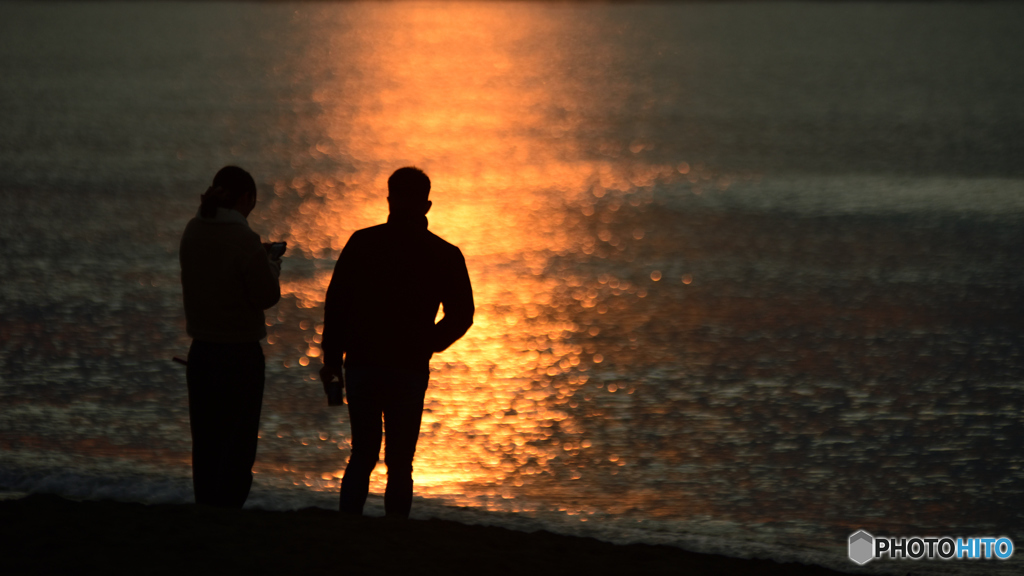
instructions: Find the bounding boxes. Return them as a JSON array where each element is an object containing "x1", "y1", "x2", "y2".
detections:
[{"x1": 179, "y1": 166, "x2": 282, "y2": 508}]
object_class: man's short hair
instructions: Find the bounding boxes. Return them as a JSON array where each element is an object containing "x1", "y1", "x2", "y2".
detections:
[{"x1": 388, "y1": 167, "x2": 430, "y2": 204}]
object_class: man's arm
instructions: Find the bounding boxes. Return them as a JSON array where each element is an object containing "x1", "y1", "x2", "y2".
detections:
[
  {"x1": 321, "y1": 233, "x2": 358, "y2": 373},
  {"x1": 432, "y1": 247, "x2": 474, "y2": 353}
]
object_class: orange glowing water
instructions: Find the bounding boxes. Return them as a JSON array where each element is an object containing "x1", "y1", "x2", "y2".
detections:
[{"x1": 248, "y1": 4, "x2": 684, "y2": 512}]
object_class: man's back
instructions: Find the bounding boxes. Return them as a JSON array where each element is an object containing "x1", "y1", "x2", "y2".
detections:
[
  {"x1": 320, "y1": 166, "x2": 473, "y2": 518},
  {"x1": 321, "y1": 213, "x2": 474, "y2": 375}
]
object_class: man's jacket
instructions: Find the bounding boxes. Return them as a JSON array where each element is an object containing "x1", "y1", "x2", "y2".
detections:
[{"x1": 321, "y1": 213, "x2": 474, "y2": 376}]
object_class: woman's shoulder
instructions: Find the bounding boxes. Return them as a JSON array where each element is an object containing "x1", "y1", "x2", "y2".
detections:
[{"x1": 181, "y1": 214, "x2": 262, "y2": 252}]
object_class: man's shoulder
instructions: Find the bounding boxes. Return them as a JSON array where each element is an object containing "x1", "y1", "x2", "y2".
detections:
[
  {"x1": 343, "y1": 224, "x2": 385, "y2": 248},
  {"x1": 350, "y1": 223, "x2": 387, "y2": 239},
  {"x1": 423, "y1": 231, "x2": 468, "y2": 265},
  {"x1": 425, "y1": 229, "x2": 459, "y2": 251}
]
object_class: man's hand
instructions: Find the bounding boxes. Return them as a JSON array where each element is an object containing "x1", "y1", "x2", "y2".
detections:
[
  {"x1": 320, "y1": 364, "x2": 339, "y2": 394},
  {"x1": 320, "y1": 363, "x2": 345, "y2": 406}
]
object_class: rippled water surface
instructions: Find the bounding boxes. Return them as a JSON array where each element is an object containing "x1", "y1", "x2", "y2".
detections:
[{"x1": 1, "y1": 3, "x2": 1023, "y2": 574}]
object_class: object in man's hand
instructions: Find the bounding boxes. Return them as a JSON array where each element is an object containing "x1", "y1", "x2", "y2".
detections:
[
  {"x1": 267, "y1": 241, "x2": 287, "y2": 259},
  {"x1": 327, "y1": 380, "x2": 344, "y2": 406},
  {"x1": 172, "y1": 356, "x2": 188, "y2": 366}
]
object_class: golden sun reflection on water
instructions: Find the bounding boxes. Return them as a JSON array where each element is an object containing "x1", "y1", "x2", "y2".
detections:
[{"x1": 252, "y1": 3, "x2": 684, "y2": 513}]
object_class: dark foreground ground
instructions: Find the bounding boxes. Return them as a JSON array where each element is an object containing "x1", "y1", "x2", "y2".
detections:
[{"x1": 0, "y1": 494, "x2": 847, "y2": 576}]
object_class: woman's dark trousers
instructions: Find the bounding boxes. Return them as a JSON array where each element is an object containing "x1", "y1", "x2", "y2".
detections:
[
  {"x1": 339, "y1": 366, "x2": 428, "y2": 518},
  {"x1": 186, "y1": 340, "x2": 265, "y2": 508}
]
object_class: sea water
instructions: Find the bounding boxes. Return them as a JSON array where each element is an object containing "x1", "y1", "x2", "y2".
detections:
[{"x1": 1, "y1": 2, "x2": 1022, "y2": 574}]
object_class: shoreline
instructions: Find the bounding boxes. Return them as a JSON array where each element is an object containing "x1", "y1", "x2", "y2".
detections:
[{"x1": 0, "y1": 493, "x2": 848, "y2": 575}]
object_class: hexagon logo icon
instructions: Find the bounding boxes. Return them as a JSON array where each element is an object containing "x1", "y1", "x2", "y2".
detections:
[{"x1": 849, "y1": 530, "x2": 874, "y2": 565}]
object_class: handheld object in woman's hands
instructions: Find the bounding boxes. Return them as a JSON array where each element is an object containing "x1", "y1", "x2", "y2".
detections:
[{"x1": 267, "y1": 241, "x2": 287, "y2": 259}]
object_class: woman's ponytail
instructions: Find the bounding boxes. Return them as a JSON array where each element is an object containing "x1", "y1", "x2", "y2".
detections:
[
  {"x1": 200, "y1": 166, "x2": 256, "y2": 218},
  {"x1": 199, "y1": 186, "x2": 226, "y2": 218}
]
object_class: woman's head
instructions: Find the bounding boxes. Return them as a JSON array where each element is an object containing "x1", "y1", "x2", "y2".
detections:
[{"x1": 201, "y1": 166, "x2": 257, "y2": 218}]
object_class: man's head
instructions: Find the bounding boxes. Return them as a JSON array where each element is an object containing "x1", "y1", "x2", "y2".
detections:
[{"x1": 387, "y1": 167, "x2": 431, "y2": 216}]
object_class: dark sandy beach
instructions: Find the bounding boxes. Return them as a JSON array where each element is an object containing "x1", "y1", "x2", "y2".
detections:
[{"x1": 0, "y1": 494, "x2": 847, "y2": 575}]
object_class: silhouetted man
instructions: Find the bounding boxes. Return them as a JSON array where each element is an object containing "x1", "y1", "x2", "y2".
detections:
[{"x1": 319, "y1": 167, "x2": 474, "y2": 518}]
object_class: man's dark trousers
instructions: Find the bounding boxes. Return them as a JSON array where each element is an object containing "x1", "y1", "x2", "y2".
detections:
[
  {"x1": 340, "y1": 366, "x2": 428, "y2": 518},
  {"x1": 186, "y1": 339, "x2": 265, "y2": 508}
]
